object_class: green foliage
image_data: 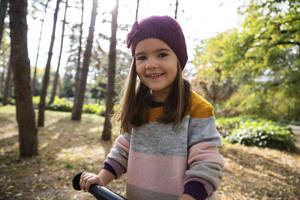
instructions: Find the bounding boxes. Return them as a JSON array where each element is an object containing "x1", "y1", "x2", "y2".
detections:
[
  {"x1": 227, "y1": 121, "x2": 296, "y2": 152},
  {"x1": 216, "y1": 116, "x2": 243, "y2": 137},
  {"x1": 217, "y1": 116, "x2": 296, "y2": 152},
  {"x1": 216, "y1": 116, "x2": 261, "y2": 137},
  {"x1": 32, "y1": 96, "x2": 43, "y2": 107},
  {"x1": 33, "y1": 96, "x2": 105, "y2": 115},
  {"x1": 47, "y1": 97, "x2": 73, "y2": 112},
  {"x1": 192, "y1": 30, "x2": 240, "y2": 106},
  {"x1": 8, "y1": 98, "x2": 15, "y2": 105},
  {"x1": 222, "y1": 84, "x2": 300, "y2": 121},
  {"x1": 83, "y1": 104, "x2": 105, "y2": 115},
  {"x1": 192, "y1": 0, "x2": 300, "y2": 121},
  {"x1": 0, "y1": 95, "x2": 15, "y2": 106}
]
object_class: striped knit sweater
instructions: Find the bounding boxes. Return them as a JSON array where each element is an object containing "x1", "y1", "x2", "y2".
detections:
[{"x1": 104, "y1": 91, "x2": 224, "y2": 200}]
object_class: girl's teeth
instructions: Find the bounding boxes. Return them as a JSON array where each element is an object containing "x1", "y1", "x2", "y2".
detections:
[{"x1": 149, "y1": 74, "x2": 161, "y2": 77}]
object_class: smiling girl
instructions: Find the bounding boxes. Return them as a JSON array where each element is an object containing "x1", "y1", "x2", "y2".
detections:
[{"x1": 80, "y1": 15, "x2": 224, "y2": 200}]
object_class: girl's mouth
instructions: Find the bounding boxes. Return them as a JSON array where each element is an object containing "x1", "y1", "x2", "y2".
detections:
[{"x1": 145, "y1": 73, "x2": 164, "y2": 79}]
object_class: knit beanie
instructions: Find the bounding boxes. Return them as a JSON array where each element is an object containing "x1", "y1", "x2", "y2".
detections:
[{"x1": 126, "y1": 15, "x2": 188, "y2": 69}]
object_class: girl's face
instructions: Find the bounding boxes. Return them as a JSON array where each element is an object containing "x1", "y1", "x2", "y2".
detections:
[{"x1": 135, "y1": 38, "x2": 178, "y2": 102}]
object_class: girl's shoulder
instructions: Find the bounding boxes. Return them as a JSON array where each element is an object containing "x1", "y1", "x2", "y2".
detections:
[{"x1": 188, "y1": 91, "x2": 214, "y2": 118}]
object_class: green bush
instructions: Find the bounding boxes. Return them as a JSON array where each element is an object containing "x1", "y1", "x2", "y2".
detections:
[
  {"x1": 9, "y1": 96, "x2": 107, "y2": 115},
  {"x1": 34, "y1": 96, "x2": 73, "y2": 112},
  {"x1": 83, "y1": 104, "x2": 105, "y2": 115},
  {"x1": 48, "y1": 97, "x2": 72, "y2": 112},
  {"x1": 216, "y1": 117, "x2": 241, "y2": 137},
  {"x1": 216, "y1": 116, "x2": 257, "y2": 137},
  {"x1": 47, "y1": 97, "x2": 107, "y2": 115},
  {"x1": 8, "y1": 97, "x2": 15, "y2": 105},
  {"x1": 32, "y1": 96, "x2": 41, "y2": 107},
  {"x1": 226, "y1": 120, "x2": 296, "y2": 152}
]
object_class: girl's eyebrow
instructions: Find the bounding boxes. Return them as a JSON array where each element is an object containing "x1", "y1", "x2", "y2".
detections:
[{"x1": 135, "y1": 48, "x2": 171, "y2": 57}]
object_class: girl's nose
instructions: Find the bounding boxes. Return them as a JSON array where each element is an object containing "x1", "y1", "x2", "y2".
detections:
[{"x1": 145, "y1": 58, "x2": 158, "y2": 69}]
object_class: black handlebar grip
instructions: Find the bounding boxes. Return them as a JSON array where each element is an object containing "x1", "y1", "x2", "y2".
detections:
[{"x1": 72, "y1": 172, "x2": 127, "y2": 200}]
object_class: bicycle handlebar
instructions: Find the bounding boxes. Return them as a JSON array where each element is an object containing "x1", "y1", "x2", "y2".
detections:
[{"x1": 72, "y1": 172, "x2": 127, "y2": 200}]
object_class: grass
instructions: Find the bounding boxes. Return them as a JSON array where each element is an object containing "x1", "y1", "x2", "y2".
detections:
[{"x1": 0, "y1": 105, "x2": 299, "y2": 200}]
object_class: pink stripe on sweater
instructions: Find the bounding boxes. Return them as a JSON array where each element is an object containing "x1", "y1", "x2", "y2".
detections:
[
  {"x1": 115, "y1": 135, "x2": 130, "y2": 154},
  {"x1": 188, "y1": 142, "x2": 224, "y2": 166},
  {"x1": 127, "y1": 151, "x2": 186, "y2": 195}
]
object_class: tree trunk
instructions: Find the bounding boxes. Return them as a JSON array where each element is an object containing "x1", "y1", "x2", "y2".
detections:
[
  {"x1": 0, "y1": 0, "x2": 8, "y2": 49},
  {"x1": 38, "y1": 0, "x2": 61, "y2": 127},
  {"x1": 174, "y1": 0, "x2": 178, "y2": 19},
  {"x1": 71, "y1": 0, "x2": 97, "y2": 121},
  {"x1": 2, "y1": 57, "x2": 11, "y2": 105},
  {"x1": 9, "y1": 0, "x2": 38, "y2": 157},
  {"x1": 102, "y1": 0, "x2": 119, "y2": 141},
  {"x1": 50, "y1": 0, "x2": 68, "y2": 104},
  {"x1": 135, "y1": 0, "x2": 140, "y2": 21},
  {"x1": 32, "y1": 0, "x2": 50, "y2": 93},
  {"x1": 71, "y1": 0, "x2": 84, "y2": 118}
]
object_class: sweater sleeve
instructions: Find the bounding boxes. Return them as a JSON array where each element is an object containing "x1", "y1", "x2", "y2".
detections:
[
  {"x1": 184, "y1": 95, "x2": 224, "y2": 196},
  {"x1": 104, "y1": 133, "x2": 131, "y2": 178}
]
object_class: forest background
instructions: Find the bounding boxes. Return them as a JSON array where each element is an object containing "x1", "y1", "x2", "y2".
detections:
[
  {"x1": 1, "y1": 0, "x2": 299, "y2": 122},
  {"x1": 2, "y1": 0, "x2": 298, "y2": 120}
]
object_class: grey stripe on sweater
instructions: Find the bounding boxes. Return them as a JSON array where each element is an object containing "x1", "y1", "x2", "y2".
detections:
[{"x1": 130, "y1": 116, "x2": 190, "y2": 156}]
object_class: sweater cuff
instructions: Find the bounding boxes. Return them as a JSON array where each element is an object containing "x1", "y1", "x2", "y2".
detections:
[
  {"x1": 184, "y1": 176, "x2": 214, "y2": 196},
  {"x1": 104, "y1": 158, "x2": 126, "y2": 178},
  {"x1": 103, "y1": 162, "x2": 117, "y2": 177},
  {"x1": 183, "y1": 181, "x2": 208, "y2": 200}
]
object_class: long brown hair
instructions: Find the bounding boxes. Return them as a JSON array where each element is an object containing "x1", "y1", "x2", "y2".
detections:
[{"x1": 114, "y1": 59, "x2": 191, "y2": 134}]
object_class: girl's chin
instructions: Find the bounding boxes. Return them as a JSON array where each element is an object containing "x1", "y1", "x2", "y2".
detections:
[
  {"x1": 145, "y1": 81, "x2": 172, "y2": 93},
  {"x1": 149, "y1": 86, "x2": 164, "y2": 92},
  {"x1": 149, "y1": 86, "x2": 171, "y2": 94}
]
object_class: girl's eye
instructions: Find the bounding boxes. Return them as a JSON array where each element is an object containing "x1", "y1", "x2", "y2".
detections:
[
  {"x1": 158, "y1": 53, "x2": 168, "y2": 58},
  {"x1": 136, "y1": 55, "x2": 146, "y2": 61}
]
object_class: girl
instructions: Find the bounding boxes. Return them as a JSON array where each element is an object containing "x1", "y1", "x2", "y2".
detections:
[{"x1": 80, "y1": 15, "x2": 224, "y2": 200}]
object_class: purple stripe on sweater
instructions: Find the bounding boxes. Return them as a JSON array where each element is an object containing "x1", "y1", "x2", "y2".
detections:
[
  {"x1": 104, "y1": 158, "x2": 126, "y2": 178},
  {"x1": 103, "y1": 162, "x2": 117, "y2": 177},
  {"x1": 183, "y1": 181, "x2": 208, "y2": 200}
]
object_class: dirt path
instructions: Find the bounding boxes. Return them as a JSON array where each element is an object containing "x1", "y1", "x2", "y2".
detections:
[{"x1": 290, "y1": 125, "x2": 300, "y2": 149}]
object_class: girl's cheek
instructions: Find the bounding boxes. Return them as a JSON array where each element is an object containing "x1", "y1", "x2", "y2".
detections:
[
  {"x1": 135, "y1": 65, "x2": 143, "y2": 75},
  {"x1": 136, "y1": 63, "x2": 144, "y2": 70}
]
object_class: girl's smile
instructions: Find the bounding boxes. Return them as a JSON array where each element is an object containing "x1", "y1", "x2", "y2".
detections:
[
  {"x1": 145, "y1": 72, "x2": 165, "y2": 79},
  {"x1": 135, "y1": 38, "x2": 178, "y2": 102}
]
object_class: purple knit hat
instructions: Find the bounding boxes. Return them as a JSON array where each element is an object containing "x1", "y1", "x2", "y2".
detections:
[{"x1": 126, "y1": 15, "x2": 188, "y2": 69}]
